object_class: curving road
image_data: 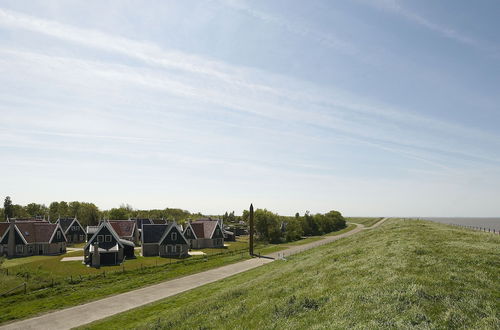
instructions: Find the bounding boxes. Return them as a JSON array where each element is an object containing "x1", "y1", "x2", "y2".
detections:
[{"x1": 0, "y1": 218, "x2": 389, "y2": 330}]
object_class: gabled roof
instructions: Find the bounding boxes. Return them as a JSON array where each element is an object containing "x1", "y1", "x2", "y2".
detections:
[
  {"x1": 84, "y1": 221, "x2": 124, "y2": 250},
  {"x1": 108, "y1": 220, "x2": 136, "y2": 238},
  {"x1": 141, "y1": 224, "x2": 168, "y2": 244},
  {"x1": 0, "y1": 223, "x2": 10, "y2": 242},
  {"x1": 13, "y1": 222, "x2": 64, "y2": 244},
  {"x1": 130, "y1": 218, "x2": 152, "y2": 228},
  {"x1": 184, "y1": 222, "x2": 198, "y2": 239},
  {"x1": 151, "y1": 219, "x2": 167, "y2": 224},
  {"x1": 159, "y1": 222, "x2": 189, "y2": 245},
  {"x1": 57, "y1": 218, "x2": 74, "y2": 232},
  {"x1": 189, "y1": 220, "x2": 221, "y2": 239}
]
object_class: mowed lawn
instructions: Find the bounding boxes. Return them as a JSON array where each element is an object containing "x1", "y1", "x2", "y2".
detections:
[{"x1": 81, "y1": 219, "x2": 499, "y2": 329}]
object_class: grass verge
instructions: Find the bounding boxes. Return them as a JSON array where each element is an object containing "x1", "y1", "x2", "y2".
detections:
[{"x1": 80, "y1": 219, "x2": 499, "y2": 329}]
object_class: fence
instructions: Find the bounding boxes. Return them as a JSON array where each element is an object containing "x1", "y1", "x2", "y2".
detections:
[
  {"x1": 401, "y1": 218, "x2": 499, "y2": 235},
  {"x1": 0, "y1": 247, "x2": 251, "y2": 298}
]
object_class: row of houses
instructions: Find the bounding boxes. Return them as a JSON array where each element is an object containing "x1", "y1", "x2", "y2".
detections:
[{"x1": 1, "y1": 217, "x2": 229, "y2": 267}]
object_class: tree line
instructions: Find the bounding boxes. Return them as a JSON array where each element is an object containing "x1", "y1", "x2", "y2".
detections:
[
  {"x1": 2, "y1": 196, "x2": 196, "y2": 226},
  {"x1": 240, "y1": 208, "x2": 346, "y2": 243}
]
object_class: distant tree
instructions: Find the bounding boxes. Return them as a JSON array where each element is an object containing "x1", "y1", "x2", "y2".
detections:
[
  {"x1": 4, "y1": 196, "x2": 13, "y2": 220},
  {"x1": 254, "y1": 209, "x2": 282, "y2": 243},
  {"x1": 284, "y1": 217, "x2": 303, "y2": 242},
  {"x1": 108, "y1": 207, "x2": 131, "y2": 220},
  {"x1": 25, "y1": 203, "x2": 48, "y2": 218},
  {"x1": 49, "y1": 202, "x2": 59, "y2": 220},
  {"x1": 241, "y1": 209, "x2": 249, "y2": 223}
]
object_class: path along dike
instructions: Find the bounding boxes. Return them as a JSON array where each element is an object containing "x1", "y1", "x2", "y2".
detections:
[{"x1": 0, "y1": 218, "x2": 389, "y2": 330}]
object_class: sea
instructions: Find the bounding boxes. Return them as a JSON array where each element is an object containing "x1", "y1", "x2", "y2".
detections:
[{"x1": 419, "y1": 217, "x2": 500, "y2": 231}]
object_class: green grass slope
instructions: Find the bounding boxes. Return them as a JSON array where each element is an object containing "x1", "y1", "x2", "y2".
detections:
[{"x1": 82, "y1": 219, "x2": 500, "y2": 330}]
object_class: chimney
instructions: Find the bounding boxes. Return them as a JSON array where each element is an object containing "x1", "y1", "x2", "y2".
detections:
[
  {"x1": 92, "y1": 241, "x2": 100, "y2": 268},
  {"x1": 7, "y1": 218, "x2": 15, "y2": 258}
]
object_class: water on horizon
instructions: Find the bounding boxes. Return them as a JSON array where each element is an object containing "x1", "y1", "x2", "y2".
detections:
[{"x1": 421, "y1": 217, "x2": 500, "y2": 231}]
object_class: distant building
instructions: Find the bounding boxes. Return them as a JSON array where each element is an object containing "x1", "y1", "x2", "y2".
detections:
[
  {"x1": 56, "y1": 217, "x2": 86, "y2": 243},
  {"x1": 141, "y1": 222, "x2": 189, "y2": 258},
  {"x1": 0, "y1": 220, "x2": 67, "y2": 257},
  {"x1": 183, "y1": 218, "x2": 224, "y2": 249},
  {"x1": 83, "y1": 220, "x2": 135, "y2": 267}
]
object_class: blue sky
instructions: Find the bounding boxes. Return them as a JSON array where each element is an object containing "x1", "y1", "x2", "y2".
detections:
[{"x1": 1, "y1": 0, "x2": 499, "y2": 216}]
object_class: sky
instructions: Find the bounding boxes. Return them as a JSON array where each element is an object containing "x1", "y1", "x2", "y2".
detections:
[{"x1": 0, "y1": 0, "x2": 499, "y2": 217}]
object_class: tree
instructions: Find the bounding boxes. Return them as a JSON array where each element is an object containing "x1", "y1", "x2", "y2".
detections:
[
  {"x1": 49, "y1": 201, "x2": 60, "y2": 220},
  {"x1": 254, "y1": 209, "x2": 282, "y2": 243},
  {"x1": 284, "y1": 217, "x2": 303, "y2": 242},
  {"x1": 25, "y1": 203, "x2": 48, "y2": 218},
  {"x1": 4, "y1": 196, "x2": 13, "y2": 220},
  {"x1": 108, "y1": 207, "x2": 130, "y2": 220}
]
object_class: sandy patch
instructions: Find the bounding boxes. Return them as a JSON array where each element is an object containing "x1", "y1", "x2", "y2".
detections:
[
  {"x1": 188, "y1": 251, "x2": 206, "y2": 256},
  {"x1": 61, "y1": 256, "x2": 84, "y2": 262}
]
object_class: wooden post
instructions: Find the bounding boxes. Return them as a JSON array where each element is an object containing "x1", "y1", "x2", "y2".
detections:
[{"x1": 249, "y1": 203, "x2": 254, "y2": 256}]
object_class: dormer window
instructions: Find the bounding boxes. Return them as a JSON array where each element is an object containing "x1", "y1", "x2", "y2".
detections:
[
  {"x1": 171, "y1": 232, "x2": 177, "y2": 241},
  {"x1": 56, "y1": 231, "x2": 61, "y2": 239},
  {"x1": 186, "y1": 229, "x2": 191, "y2": 236}
]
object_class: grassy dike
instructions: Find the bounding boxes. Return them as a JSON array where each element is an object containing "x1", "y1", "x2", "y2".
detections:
[{"x1": 81, "y1": 219, "x2": 499, "y2": 329}]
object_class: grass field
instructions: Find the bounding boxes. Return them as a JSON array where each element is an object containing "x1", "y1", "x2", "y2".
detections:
[
  {"x1": 81, "y1": 219, "x2": 499, "y2": 329},
  {"x1": 347, "y1": 217, "x2": 384, "y2": 227},
  {"x1": 0, "y1": 237, "x2": 285, "y2": 324}
]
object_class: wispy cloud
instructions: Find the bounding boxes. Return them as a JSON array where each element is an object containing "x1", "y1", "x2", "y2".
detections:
[
  {"x1": 1, "y1": 7, "x2": 499, "y2": 178},
  {"x1": 361, "y1": 0, "x2": 497, "y2": 55}
]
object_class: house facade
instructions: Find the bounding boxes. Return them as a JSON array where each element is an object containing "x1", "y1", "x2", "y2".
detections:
[
  {"x1": 56, "y1": 217, "x2": 86, "y2": 243},
  {"x1": 0, "y1": 220, "x2": 67, "y2": 257},
  {"x1": 183, "y1": 218, "x2": 224, "y2": 249},
  {"x1": 142, "y1": 222, "x2": 189, "y2": 258},
  {"x1": 84, "y1": 220, "x2": 135, "y2": 267}
]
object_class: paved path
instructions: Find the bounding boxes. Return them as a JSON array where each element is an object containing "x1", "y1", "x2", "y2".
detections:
[
  {"x1": 60, "y1": 257, "x2": 84, "y2": 262},
  {"x1": 1, "y1": 218, "x2": 389, "y2": 330}
]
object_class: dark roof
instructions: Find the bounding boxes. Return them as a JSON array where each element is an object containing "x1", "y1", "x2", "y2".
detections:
[
  {"x1": 108, "y1": 221, "x2": 136, "y2": 238},
  {"x1": 131, "y1": 218, "x2": 152, "y2": 228},
  {"x1": 142, "y1": 224, "x2": 168, "y2": 244},
  {"x1": 57, "y1": 218, "x2": 76, "y2": 232},
  {"x1": 190, "y1": 221, "x2": 219, "y2": 239},
  {"x1": 0, "y1": 223, "x2": 9, "y2": 238},
  {"x1": 14, "y1": 222, "x2": 60, "y2": 243},
  {"x1": 151, "y1": 219, "x2": 167, "y2": 224},
  {"x1": 8, "y1": 218, "x2": 49, "y2": 223}
]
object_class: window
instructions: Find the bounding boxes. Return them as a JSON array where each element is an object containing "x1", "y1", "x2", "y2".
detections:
[
  {"x1": 16, "y1": 245, "x2": 24, "y2": 254},
  {"x1": 56, "y1": 231, "x2": 61, "y2": 240},
  {"x1": 171, "y1": 232, "x2": 177, "y2": 241},
  {"x1": 105, "y1": 235, "x2": 112, "y2": 242},
  {"x1": 97, "y1": 235, "x2": 104, "y2": 242},
  {"x1": 28, "y1": 246, "x2": 33, "y2": 254},
  {"x1": 167, "y1": 245, "x2": 172, "y2": 253},
  {"x1": 79, "y1": 235, "x2": 84, "y2": 241},
  {"x1": 186, "y1": 229, "x2": 191, "y2": 236}
]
